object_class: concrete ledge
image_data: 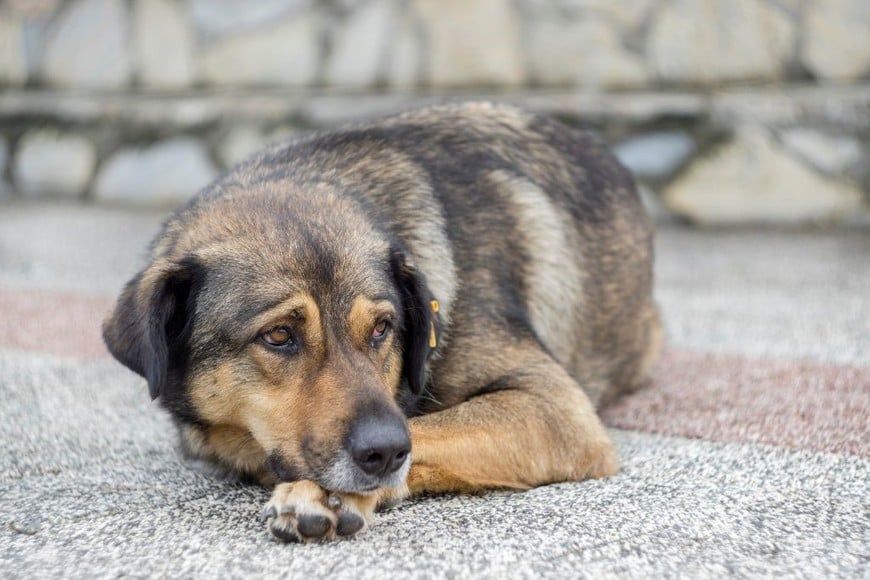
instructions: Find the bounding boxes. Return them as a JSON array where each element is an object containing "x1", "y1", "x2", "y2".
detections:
[{"x1": 1, "y1": 85, "x2": 868, "y2": 130}]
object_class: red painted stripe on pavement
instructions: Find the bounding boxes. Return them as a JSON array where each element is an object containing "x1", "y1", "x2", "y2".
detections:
[
  {"x1": 0, "y1": 288, "x2": 113, "y2": 360},
  {"x1": 602, "y1": 349, "x2": 870, "y2": 457}
]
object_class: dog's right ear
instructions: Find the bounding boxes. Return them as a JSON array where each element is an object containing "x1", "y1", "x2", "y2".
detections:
[{"x1": 102, "y1": 259, "x2": 200, "y2": 400}]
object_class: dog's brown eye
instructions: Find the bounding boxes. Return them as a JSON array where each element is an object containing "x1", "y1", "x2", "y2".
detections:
[
  {"x1": 261, "y1": 326, "x2": 295, "y2": 349},
  {"x1": 371, "y1": 320, "x2": 389, "y2": 341}
]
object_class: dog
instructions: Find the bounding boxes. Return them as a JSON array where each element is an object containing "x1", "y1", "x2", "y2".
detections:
[{"x1": 103, "y1": 102, "x2": 661, "y2": 542}]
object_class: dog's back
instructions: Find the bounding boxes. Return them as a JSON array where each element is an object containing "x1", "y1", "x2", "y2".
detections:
[{"x1": 217, "y1": 102, "x2": 660, "y2": 408}]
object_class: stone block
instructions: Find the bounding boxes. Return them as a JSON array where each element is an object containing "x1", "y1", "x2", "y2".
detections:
[
  {"x1": 135, "y1": 0, "x2": 194, "y2": 88},
  {"x1": 198, "y1": 11, "x2": 319, "y2": 86},
  {"x1": 5, "y1": 0, "x2": 63, "y2": 19},
  {"x1": 802, "y1": 0, "x2": 870, "y2": 82},
  {"x1": 41, "y1": 0, "x2": 132, "y2": 89},
  {"x1": 188, "y1": 0, "x2": 308, "y2": 37},
  {"x1": 614, "y1": 131, "x2": 696, "y2": 180},
  {"x1": 385, "y1": 6, "x2": 421, "y2": 88},
  {"x1": 0, "y1": 136, "x2": 9, "y2": 197},
  {"x1": 0, "y1": 13, "x2": 27, "y2": 85},
  {"x1": 663, "y1": 126, "x2": 861, "y2": 224},
  {"x1": 414, "y1": 0, "x2": 524, "y2": 87},
  {"x1": 647, "y1": 0, "x2": 794, "y2": 85},
  {"x1": 779, "y1": 129, "x2": 863, "y2": 176},
  {"x1": 94, "y1": 138, "x2": 218, "y2": 206},
  {"x1": 2, "y1": 0, "x2": 57, "y2": 85},
  {"x1": 637, "y1": 184, "x2": 675, "y2": 224},
  {"x1": 0, "y1": 136, "x2": 7, "y2": 174},
  {"x1": 527, "y1": 15, "x2": 648, "y2": 88},
  {"x1": 21, "y1": 17, "x2": 53, "y2": 81},
  {"x1": 13, "y1": 129, "x2": 96, "y2": 198},
  {"x1": 324, "y1": 0, "x2": 393, "y2": 87},
  {"x1": 581, "y1": 0, "x2": 657, "y2": 30},
  {"x1": 267, "y1": 125, "x2": 300, "y2": 144},
  {"x1": 217, "y1": 125, "x2": 269, "y2": 167}
]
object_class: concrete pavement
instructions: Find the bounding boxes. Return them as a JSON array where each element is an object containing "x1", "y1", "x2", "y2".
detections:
[{"x1": 1, "y1": 202, "x2": 868, "y2": 578}]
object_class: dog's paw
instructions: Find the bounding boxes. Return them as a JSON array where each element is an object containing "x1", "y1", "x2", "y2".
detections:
[{"x1": 261, "y1": 480, "x2": 378, "y2": 543}]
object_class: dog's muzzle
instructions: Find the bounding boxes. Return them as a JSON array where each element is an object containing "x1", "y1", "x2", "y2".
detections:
[
  {"x1": 269, "y1": 406, "x2": 412, "y2": 493},
  {"x1": 315, "y1": 410, "x2": 411, "y2": 493}
]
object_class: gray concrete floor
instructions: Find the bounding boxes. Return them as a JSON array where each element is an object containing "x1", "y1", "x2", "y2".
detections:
[{"x1": 1, "y1": 201, "x2": 868, "y2": 578}]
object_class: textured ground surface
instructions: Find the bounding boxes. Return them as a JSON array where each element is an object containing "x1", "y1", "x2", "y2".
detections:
[{"x1": 1, "y1": 203, "x2": 868, "y2": 578}]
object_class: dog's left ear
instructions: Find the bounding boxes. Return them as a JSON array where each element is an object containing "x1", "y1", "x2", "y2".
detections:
[{"x1": 390, "y1": 249, "x2": 436, "y2": 395}]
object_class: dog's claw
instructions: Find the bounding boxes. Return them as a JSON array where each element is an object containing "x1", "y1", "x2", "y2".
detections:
[
  {"x1": 327, "y1": 495, "x2": 342, "y2": 510},
  {"x1": 260, "y1": 505, "x2": 278, "y2": 522}
]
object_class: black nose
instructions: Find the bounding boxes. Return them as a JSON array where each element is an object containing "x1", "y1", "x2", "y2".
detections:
[{"x1": 347, "y1": 415, "x2": 411, "y2": 478}]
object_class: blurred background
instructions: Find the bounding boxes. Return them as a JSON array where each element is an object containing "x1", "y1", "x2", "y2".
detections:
[{"x1": 0, "y1": 0, "x2": 868, "y2": 224}]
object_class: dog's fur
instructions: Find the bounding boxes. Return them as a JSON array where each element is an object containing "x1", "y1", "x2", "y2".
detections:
[{"x1": 103, "y1": 103, "x2": 661, "y2": 542}]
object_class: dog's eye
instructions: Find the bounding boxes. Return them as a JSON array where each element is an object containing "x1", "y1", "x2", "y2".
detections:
[
  {"x1": 260, "y1": 326, "x2": 297, "y2": 350},
  {"x1": 371, "y1": 320, "x2": 390, "y2": 342}
]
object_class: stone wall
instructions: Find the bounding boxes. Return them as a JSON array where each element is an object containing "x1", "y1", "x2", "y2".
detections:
[
  {"x1": 0, "y1": 0, "x2": 868, "y2": 224},
  {"x1": 3, "y1": 0, "x2": 868, "y2": 90}
]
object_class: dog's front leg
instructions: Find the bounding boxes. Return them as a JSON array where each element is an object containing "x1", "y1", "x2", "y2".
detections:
[
  {"x1": 262, "y1": 480, "x2": 379, "y2": 542},
  {"x1": 402, "y1": 348, "x2": 617, "y2": 497}
]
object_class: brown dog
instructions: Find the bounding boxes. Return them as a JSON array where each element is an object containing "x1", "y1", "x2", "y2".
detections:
[{"x1": 103, "y1": 102, "x2": 661, "y2": 542}]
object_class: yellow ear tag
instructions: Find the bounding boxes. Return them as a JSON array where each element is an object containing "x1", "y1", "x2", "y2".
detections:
[
  {"x1": 429, "y1": 323, "x2": 437, "y2": 348},
  {"x1": 429, "y1": 300, "x2": 440, "y2": 348}
]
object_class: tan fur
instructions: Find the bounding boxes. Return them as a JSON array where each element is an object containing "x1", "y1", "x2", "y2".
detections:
[
  {"x1": 348, "y1": 296, "x2": 404, "y2": 396},
  {"x1": 401, "y1": 339, "x2": 617, "y2": 495},
  {"x1": 488, "y1": 170, "x2": 585, "y2": 367},
  {"x1": 180, "y1": 424, "x2": 273, "y2": 482}
]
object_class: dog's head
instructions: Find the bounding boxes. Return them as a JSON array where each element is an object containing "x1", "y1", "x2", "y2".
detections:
[{"x1": 103, "y1": 188, "x2": 436, "y2": 493}]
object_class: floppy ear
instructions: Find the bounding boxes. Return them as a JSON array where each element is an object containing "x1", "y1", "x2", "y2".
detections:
[
  {"x1": 102, "y1": 259, "x2": 200, "y2": 400},
  {"x1": 390, "y1": 249, "x2": 435, "y2": 395}
]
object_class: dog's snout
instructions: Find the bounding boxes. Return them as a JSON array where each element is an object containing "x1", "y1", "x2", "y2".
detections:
[{"x1": 347, "y1": 415, "x2": 411, "y2": 478}]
